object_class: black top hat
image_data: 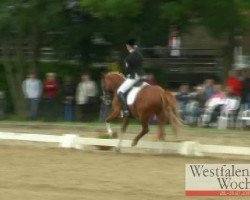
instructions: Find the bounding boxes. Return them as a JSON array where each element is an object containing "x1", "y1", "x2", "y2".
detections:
[{"x1": 126, "y1": 38, "x2": 136, "y2": 46}]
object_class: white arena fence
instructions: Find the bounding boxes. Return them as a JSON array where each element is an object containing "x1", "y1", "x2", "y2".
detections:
[{"x1": 0, "y1": 131, "x2": 250, "y2": 157}]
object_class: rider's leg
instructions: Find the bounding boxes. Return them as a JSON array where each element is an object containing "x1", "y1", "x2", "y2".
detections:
[{"x1": 117, "y1": 78, "x2": 137, "y2": 117}]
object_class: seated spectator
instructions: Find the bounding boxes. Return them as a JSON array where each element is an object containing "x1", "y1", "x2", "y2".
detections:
[
  {"x1": 212, "y1": 84, "x2": 224, "y2": 98},
  {"x1": 22, "y1": 73, "x2": 42, "y2": 120},
  {"x1": 202, "y1": 86, "x2": 239, "y2": 127},
  {"x1": 176, "y1": 84, "x2": 190, "y2": 120},
  {"x1": 185, "y1": 85, "x2": 206, "y2": 126},
  {"x1": 203, "y1": 79, "x2": 215, "y2": 101},
  {"x1": 226, "y1": 70, "x2": 243, "y2": 97}
]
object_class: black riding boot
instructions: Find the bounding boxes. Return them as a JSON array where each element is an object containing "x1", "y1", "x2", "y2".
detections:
[{"x1": 118, "y1": 92, "x2": 130, "y2": 117}]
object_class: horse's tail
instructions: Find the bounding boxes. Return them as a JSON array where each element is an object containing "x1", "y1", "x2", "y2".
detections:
[{"x1": 161, "y1": 90, "x2": 182, "y2": 136}]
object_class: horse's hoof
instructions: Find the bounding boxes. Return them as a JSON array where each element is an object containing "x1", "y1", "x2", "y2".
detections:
[
  {"x1": 112, "y1": 132, "x2": 118, "y2": 138},
  {"x1": 131, "y1": 140, "x2": 137, "y2": 147},
  {"x1": 115, "y1": 147, "x2": 121, "y2": 153}
]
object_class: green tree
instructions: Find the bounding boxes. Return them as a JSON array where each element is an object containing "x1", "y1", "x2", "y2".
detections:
[{"x1": 0, "y1": 0, "x2": 64, "y2": 116}]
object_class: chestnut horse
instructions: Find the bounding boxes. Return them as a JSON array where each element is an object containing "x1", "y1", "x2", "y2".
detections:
[{"x1": 103, "y1": 72, "x2": 181, "y2": 146}]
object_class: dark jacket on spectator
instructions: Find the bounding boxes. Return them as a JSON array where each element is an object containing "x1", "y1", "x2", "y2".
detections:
[
  {"x1": 241, "y1": 78, "x2": 250, "y2": 104},
  {"x1": 176, "y1": 92, "x2": 190, "y2": 105},
  {"x1": 63, "y1": 83, "x2": 75, "y2": 105}
]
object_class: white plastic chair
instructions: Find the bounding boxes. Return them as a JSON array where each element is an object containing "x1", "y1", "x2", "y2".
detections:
[
  {"x1": 237, "y1": 109, "x2": 250, "y2": 129},
  {"x1": 217, "y1": 97, "x2": 241, "y2": 129}
]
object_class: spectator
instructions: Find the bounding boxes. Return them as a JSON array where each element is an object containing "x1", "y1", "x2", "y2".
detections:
[
  {"x1": 22, "y1": 73, "x2": 42, "y2": 120},
  {"x1": 99, "y1": 91, "x2": 112, "y2": 122},
  {"x1": 225, "y1": 70, "x2": 243, "y2": 97},
  {"x1": 76, "y1": 73, "x2": 98, "y2": 121},
  {"x1": 62, "y1": 77, "x2": 75, "y2": 121},
  {"x1": 146, "y1": 73, "x2": 157, "y2": 124},
  {"x1": 176, "y1": 84, "x2": 190, "y2": 120},
  {"x1": 168, "y1": 25, "x2": 181, "y2": 57},
  {"x1": 202, "y1": 87, "x2": 233, "y2": 127},
  {"x1": 212, "y1": 84, "x2": 224, "y2": 98},
  {"x1": 185, "y1": 85, "x2": 206, "y2": 126},
  {"x1": 0, "y1": 91, "x2": 6, "y2": 120},
  {"x1": 99, "y1": 73, "x2": 112, "y2": 122},
  {"x1": 43, "y1": 72, "x2": 60, "y2": 121},
  {"x1": 203, "y1": 79, "x2": 215, "y2": 101},
  {"x1": 241, "y1": 69, "x2": 250, "y2": 110}
]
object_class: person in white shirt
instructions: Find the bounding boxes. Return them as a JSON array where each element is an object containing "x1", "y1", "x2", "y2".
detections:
[
  {"x1": 76, "y1": 73, "x2": 98, "y2": 121},
  {"x1": 22, "y1": 73, "x2": 42, "y2": 120},
  {"x1": 169, "y1": 26, "x2": 181, "y2": 57}
]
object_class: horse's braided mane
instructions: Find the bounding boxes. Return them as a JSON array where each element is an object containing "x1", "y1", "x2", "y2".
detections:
[{"x1": 106, "y1": 71, "x2": 125, "y2": 78}]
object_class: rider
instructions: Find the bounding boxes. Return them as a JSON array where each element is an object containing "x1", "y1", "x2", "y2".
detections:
[{"x1": 117, "y1": 38, "x2": 145, "y2": 117}]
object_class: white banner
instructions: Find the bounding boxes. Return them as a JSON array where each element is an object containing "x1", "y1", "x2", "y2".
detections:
[{"x1": 185, "y1": 164, "x2": 250, "y2": 196}]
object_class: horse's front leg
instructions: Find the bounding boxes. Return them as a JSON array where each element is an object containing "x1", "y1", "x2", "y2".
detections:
[
  {"x1": 105, "y1": 104, "x2": 121, "y2": 137},
  {"x1": 106, "y1": 109, "x2": 120, "y2": 123},
  {"x1": 121, "y1": 117, "x2": 130, "y2": 133}
]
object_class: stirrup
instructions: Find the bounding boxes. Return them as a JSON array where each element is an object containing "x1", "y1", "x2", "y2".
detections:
[{"x1": 121, "y1": 110, "x2": 130, "y2": 118}]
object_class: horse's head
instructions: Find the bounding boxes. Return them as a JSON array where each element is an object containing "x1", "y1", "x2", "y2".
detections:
[{"x1": 103, "y1": 72, "x2": 125, "y2": 93}]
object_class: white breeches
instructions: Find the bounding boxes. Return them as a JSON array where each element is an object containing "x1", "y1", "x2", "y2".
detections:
[{"x1": 117, "y1": 78, "x2": 137, "y2": 94}]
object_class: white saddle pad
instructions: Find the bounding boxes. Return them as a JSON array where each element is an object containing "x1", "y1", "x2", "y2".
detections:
[{"x1": 127, "y1": 82, "x2": 149, "y2": 105}]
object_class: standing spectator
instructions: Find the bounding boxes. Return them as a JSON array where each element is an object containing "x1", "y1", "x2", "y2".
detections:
[
  {"x1": 76, "y1": 73, "x2": 98, "y2": 121},
  {"x1": 22, "y1": 73, "x2": 42, "y2": 120},
  {"x1": 203, "y1": 79, "x2": 215, "y2": 101},
  {"x1": 241, "y1": 69, "x2": 250, "y2": 110},
  {"x1": 99, "y1": 73, "x2": 112, "y2": 122},
  {"x1": 62, "y1": 77, "x2": 75, "y2": 122},
  {"x1": 168, "y1": 25, "x2": 181, "y2": 57},
  {"x1": 43, "y1": 73, "x2": 60, "y2": 121},
  {"x1": 146, "y1": 73, "x2": 157, "y2": 124},
  {"x1": 99, "y1": 91, "x2": 112, "y2": 122},
  {"x1": 225, "y1": 70, "x2": 243, "y2": 97}
]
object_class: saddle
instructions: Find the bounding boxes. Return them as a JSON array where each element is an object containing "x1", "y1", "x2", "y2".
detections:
[{"x1": 125, "y1": 80, "x2": 149, "y2": 105}]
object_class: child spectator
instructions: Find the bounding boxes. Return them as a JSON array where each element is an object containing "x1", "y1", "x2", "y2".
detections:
[
  {"x1": 176, "y1": 84, "x2": 190, "y2": 120},
  {"x1": 62, "y1": 77, "x2": 75, "y2": 121}
]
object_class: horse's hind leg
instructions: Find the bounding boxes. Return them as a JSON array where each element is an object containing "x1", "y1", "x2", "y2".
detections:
[
  {"x1": 121, "y1": 117, "x2": 130, "y2": 133},
  {"x1": 156, "y1": 111, "x2": 166, "y2": 141},
  {"x1": 116, "y1": 117, "x2": 130, "y2": 152},
  {"x1": 132, "y1": 116, "x2": 149, "y2": 147}
]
